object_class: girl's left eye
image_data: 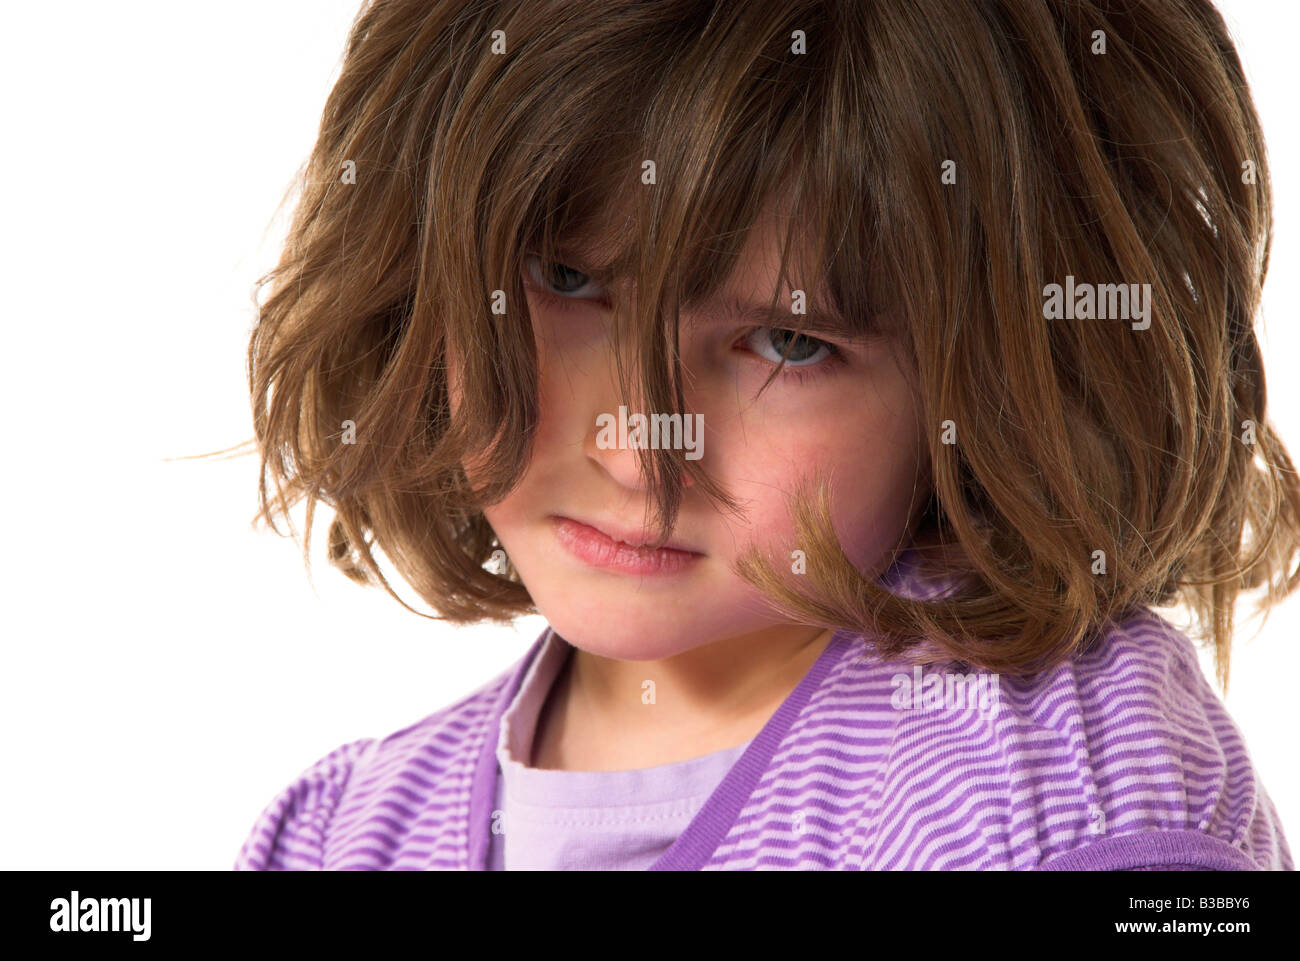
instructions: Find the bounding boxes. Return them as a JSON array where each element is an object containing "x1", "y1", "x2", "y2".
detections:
[{"x1": 741, "y1": 327, "x2": 841, "y2": 382}]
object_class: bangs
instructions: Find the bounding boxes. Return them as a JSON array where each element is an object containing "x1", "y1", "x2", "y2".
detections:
[{"x1": 480, "y1": 1, "x2": 883, "y2": 362}]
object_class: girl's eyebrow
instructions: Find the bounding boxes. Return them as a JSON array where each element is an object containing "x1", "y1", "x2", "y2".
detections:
[{"x1": 686, "y1": 292, "x2": 859, "y2": 337}]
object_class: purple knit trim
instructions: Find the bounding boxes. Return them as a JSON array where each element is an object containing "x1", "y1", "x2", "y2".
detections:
[
  {"x1": 648, "y1": 630, "x2": 856, "y2": 871},
  {"x1": 1126, "y1": 864, "x2": 1208, "y2": 871},
  {"x1": 1036, "y1": 829, "x2": 1263, "y2": 871}
]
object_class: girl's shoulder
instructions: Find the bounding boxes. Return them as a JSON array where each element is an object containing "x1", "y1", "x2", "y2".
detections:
[
  {"x1": 807, "y1": 609, "x2": 1292, "y2": 869},
  {"x1": 1020, "y1": 609, "x2": 1292, "y2": 869},
  {"x1": 233, "y1": 650, "x2": 527, "y2": 870}
]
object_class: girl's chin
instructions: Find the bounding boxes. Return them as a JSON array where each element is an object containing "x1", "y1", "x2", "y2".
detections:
[{"x1": 542, "y1": 620, "x2": 718, "y2": 662}]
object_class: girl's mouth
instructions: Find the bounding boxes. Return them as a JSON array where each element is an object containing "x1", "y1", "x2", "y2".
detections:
[{"x1": 550, "y1": 516, "x2": 703, "y2": 575}]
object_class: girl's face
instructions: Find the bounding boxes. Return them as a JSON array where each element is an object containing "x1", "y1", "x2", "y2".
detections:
[{"x1": 454, "y1": 201, "x2": 928, "y2": 661}]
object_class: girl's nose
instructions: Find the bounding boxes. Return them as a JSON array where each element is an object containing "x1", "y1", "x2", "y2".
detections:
[{"x1": 583, "y1": 404, "x2": 697, "y2": 490}]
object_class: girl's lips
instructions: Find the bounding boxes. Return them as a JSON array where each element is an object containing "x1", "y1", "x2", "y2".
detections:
[{"x1": 551, "y1": 516, "x2": 703, "y2": 575}]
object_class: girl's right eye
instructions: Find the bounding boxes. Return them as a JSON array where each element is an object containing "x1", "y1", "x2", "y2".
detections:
[{"x1": 523, "y1": 254, "x2": 608, "y2": 302}]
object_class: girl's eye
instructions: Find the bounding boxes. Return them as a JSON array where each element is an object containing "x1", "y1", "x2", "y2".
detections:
[
  {"x1": 523, "y1": 254, "x2": 608, "y2": 302},
  {"x1": 743, "y1": 327, "x2": 837, "y2": 370}
]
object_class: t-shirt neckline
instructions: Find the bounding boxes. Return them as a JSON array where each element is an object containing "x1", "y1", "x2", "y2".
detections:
[{"x1": 466, "y1": 625, "x2": 854, "y2": 870}]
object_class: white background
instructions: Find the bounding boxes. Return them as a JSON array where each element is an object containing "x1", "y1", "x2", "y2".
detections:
[{"x1": 0, "y1": 1, "x2": 1295, "y2": 869}]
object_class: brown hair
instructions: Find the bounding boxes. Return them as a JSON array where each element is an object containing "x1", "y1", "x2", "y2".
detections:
[{"x1": 229, "y1": 0, "x2": 1300, "y2": 688}]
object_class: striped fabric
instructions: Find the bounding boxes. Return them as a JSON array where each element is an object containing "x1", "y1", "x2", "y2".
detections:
[{"x1": 233, "y1": 605, "x2": 1291, "y2": 870}]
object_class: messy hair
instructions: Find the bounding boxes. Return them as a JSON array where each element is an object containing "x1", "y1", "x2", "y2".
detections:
[{"x1": 242, "y1": 0, "x2": 1300, "y2": 687}]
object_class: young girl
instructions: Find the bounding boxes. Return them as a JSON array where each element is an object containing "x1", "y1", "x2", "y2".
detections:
[{"x1": 233, "y1": 0, "x2": 1296, "y2": 870}]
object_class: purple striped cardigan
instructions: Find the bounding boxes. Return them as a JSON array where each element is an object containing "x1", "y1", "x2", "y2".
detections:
[{"x1": 234, "y1": 608, "x2": 1291, "y2": 870}]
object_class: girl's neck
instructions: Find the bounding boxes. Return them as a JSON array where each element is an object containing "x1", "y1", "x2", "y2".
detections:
[{"x1": 529, "y1": 625, "x2": 834, "y2": 771}]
